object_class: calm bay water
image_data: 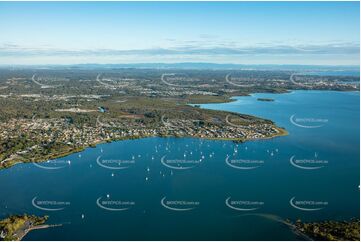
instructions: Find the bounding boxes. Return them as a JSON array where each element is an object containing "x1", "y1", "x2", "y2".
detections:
[{"x1": 0, "y1": 91, "x2": 359, "y2": 240}]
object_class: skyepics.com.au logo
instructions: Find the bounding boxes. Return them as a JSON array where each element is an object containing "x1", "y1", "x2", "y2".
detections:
[
  {"x1": 290, "y1": 155, "x2": 328, "y2": 170},
  {"x1": 225, "y1": 156, "x2": 264, "y2": 170},
  {"x1": 225, "y1": 114, "x2": 251, "y2": 128},
  {"x1": 32, "y1": 159, "x2": 71, "y2": 170},
  {"x1": 161, "y1": 155, "x2": 202, "y2": 170},
  {"x1": 96, "y1": 116, "x2": 126, "y2": 129},
  {"x1": 161, "y1": 114, "x2": 202, "y2": 130},
  {"x1": 96, "y1": 195, "x2": 135, "y2": 211},
  {"x1": 96, "y1": 116, "x2": 113, "y2": 128},
  {"x1": 225, "y1": 197, "x2": 264, "y2": 211},
  {"x1": 161, "y1": 73, "x2": 196, "y2": 88},
  {"x1": 225, "y1": 73, "x2": 255, "y2": 87},
  {"x1": 96, "y1": 156, "x2": 135, "y2": 170},
  {"x1": 32, "y1": 196, "x2": 71, "y2": 211},
  {"x1": 289, "y1": 197, "x2": 328, "y2": 211},
  {"x1": 96, "y1": 74, "x2": 130, "y2": 89},
  {"x1": 161, "y1": 196, "x2": 200, "y2": 211},
  {"x1": 160, "y1": 115, "x2": 176, "y2": 129},
  {"x1": 290, "y1": 114, "x2": 328, "y2": 128},
  {"x1": 289, "y1": 73, "x2": 312, "y2": 88},
  {"x1": 289, "y1": 73, "x2": 332, "y2": 88},
  {"x1": 32, "y1": 74, "x2": 60, "y2": 89}
]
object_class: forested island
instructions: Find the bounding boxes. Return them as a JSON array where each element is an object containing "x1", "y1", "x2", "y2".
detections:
[{"x1": 257, "y1": 98, "x2": 275, "y2": 102}]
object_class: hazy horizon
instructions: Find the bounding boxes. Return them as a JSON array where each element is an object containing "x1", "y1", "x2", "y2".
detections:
[{"x1": 0, "y1": 62, "x2": 359, "y2": 69}]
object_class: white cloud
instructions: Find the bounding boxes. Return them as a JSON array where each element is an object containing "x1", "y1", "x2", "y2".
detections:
[{"x1": 0, "y1": 42, "x2": 359, "y2": 65}]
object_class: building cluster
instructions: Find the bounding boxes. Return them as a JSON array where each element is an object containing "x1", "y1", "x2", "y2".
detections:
[
  {"x1": 161, "y1": 118, "x2": 279, "y2": 140},
  {"x1": 0, "y1": 115, "x2": 280, "y2": 168}
]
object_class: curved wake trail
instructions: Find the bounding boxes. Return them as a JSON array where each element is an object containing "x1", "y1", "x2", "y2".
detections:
[{"x1": 231, "y1": 213, "x2": 313, "y2": 241}]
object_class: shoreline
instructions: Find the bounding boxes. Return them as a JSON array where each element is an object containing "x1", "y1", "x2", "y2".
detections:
[
  {"x1": 0, "y1": 215, "x2": 52, "y2": 241},
  {"x1": 2, "y1": 90, "x2": 357, "y2": 170},
  {"x1": 1, "y1": 125, "x2": 288, "y2": 170},
  {"x1": 19, "y1": 224, "x2": 62, "y2": 241},
  {"x1": 0, "y1": 90, "x2": 358, "y2": 240},
  {"x1": 1, "y1": 92, "x2": 290, "y2": 170}
]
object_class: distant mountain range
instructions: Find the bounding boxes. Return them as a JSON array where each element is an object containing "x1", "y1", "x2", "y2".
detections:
[{"x1": 1, "y1": 62, "x2": 359, "y2": 73}]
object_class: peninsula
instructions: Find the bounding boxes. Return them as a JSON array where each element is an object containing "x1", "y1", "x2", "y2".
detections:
[{"x1": 0, "y1": 215, "x2": 55, "y2": 241}]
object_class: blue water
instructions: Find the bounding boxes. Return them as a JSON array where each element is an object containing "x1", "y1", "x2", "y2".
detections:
[{"x1": 0, "y1": 91, "x2": 359, "y2": 240}]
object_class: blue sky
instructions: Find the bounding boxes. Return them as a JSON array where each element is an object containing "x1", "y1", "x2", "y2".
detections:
[{"x1": 0, "y1": 2, "x2": 359, "y2": 65}]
